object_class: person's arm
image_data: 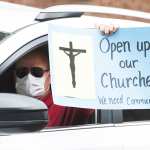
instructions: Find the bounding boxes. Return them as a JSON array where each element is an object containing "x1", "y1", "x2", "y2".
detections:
[{"x1": 95, "y1": 24, "x2": 119, "y2": 35}]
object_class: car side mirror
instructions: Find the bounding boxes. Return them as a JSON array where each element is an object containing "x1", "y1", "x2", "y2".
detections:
[{"x1": 0, "y1": 93, "x2": 48, "y2": 133}]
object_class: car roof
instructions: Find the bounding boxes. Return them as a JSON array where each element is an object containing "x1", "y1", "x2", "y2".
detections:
[
  {"x1": 48, "y1": 15, "x2": 150, "y2": 29},
  {"x1": 1, "y1": 3, "x2": 149, "y2": 34},
  {"x1": 37, "y1": 4, "x2": 150, "y2": 27},
  {"x1": 0, "y1": 2, "x2": 42, "y2": 33},
  {"x1": 43, "y1": 4, "x2": 150, "y2": 20}
]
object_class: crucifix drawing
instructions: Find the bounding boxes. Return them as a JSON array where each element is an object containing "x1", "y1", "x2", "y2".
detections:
[{"x1": 59, "y1": 41, "x2": 86, "y2": 88}]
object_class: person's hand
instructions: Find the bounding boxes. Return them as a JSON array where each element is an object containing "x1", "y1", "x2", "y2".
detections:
[{"x1": 95, "y1": 24, "x2": 119, "y2": 35}]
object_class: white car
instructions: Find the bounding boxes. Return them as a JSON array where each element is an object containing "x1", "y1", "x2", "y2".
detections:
[{"x1": 0, "y1": 2, "x2": 150, "y2": 150}]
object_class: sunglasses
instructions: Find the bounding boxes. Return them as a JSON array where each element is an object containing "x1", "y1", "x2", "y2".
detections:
[{"x1": 15, "y1": 67, "x2": 49, "y2": 78}]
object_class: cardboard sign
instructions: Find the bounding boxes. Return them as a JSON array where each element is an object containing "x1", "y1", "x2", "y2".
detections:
[{"x1": 48, "y1": 24, "x2": 150, "y2": 109}]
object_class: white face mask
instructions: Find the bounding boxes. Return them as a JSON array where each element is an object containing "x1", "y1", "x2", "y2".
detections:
[{"x1": 16, "y1": 74, "x2": 46, "y2": 97}]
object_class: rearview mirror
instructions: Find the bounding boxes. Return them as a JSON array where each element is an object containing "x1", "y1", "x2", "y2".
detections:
[{"x1": 0, "y1": 93, "x2": 48, "y2": 133}]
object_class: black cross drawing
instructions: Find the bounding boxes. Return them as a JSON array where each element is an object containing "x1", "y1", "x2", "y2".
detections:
[{"x1": 59, "y1": 41, "x2": 86, "y2": 88}]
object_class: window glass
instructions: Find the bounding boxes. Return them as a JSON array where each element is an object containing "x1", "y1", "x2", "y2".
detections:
[{"x1": 123, "y1": 110, "x2": 150, "y2": 122}]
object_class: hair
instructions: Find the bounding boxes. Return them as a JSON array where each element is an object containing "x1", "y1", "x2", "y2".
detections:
[
  {"x1": 30, "y1": 44, "x2": 49, "y2": 66},
  {"x1": 16, "y1": 44, "x2": 50, "y2": 69},
  {"x1": 34, "y1": 44, "x2": 49, "y2": 59}
]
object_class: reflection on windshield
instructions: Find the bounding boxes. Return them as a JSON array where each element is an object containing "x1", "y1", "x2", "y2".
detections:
[{"x1": 0, "y1": 32, "x2": 10, "y2": 41}]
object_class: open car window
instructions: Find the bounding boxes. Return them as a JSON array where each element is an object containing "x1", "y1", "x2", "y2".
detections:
[{"x1": 0, "y1": 39, "x2": 97, "y2": 129}]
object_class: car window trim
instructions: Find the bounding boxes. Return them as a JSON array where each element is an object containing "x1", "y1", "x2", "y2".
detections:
[{"x1": 41, "y1": 123, "x2": 115, "y2": 133}]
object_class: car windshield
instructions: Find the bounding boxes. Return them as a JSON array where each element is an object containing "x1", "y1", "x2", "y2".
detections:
[{"x1": 0, "y1": 32, "x2": 10, "y2": 41}]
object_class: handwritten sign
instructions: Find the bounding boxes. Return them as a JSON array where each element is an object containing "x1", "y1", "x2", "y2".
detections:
[{"x1": 48, "y1": 24, "x2": 150, "y2": 109}]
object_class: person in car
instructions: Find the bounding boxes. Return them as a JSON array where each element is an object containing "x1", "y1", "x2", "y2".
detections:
[
  {"x1": 15, "y1": 46, "x2": 95, "y2": 127},
  {"x1": 14, "y1": 24, "x2": 118, "y2": 127}
]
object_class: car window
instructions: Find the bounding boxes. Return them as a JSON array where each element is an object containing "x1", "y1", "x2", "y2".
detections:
[
  {"x1": 0, "y1": 38, "x2": 147, "y2": 131},
  {"x1": 1, "y1": 20, "x2": 150, "y2": 131},
  {"x1": 0, "y1": 40, "x2": 100, "y2": 130}
]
